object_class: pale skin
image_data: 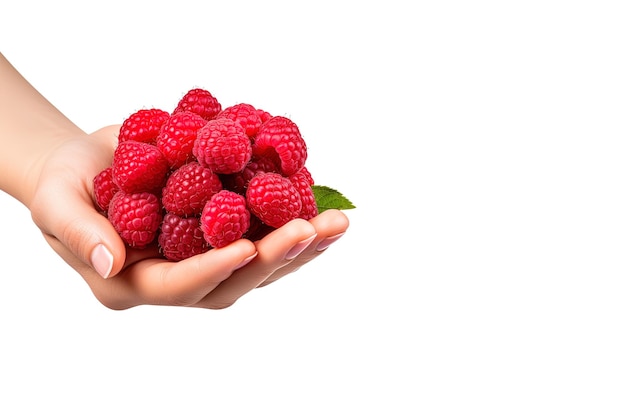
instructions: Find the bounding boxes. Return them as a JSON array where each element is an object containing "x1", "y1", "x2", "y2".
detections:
[{"x1": 0, "y1": 52, "x2": 349, "y2": 310}]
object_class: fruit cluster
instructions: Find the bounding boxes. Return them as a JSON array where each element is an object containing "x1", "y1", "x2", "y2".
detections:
[{"x1": 93, "y1": 88, "x2": 321, "y2": 261}]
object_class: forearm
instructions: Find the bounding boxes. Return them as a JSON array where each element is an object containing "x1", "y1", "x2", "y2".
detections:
[{"x1": 0, "y1": 53, "x2": 84, "y2": 206}]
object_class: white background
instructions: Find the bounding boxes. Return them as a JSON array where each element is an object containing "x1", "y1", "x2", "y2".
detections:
[{"x1": 1, "y1": 1, "x2": 626, "y2": 415}]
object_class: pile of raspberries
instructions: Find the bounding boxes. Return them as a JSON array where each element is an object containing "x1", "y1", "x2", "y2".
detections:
[{"x1": 93, "y1": 88, "x2": 318, "y2": 261}]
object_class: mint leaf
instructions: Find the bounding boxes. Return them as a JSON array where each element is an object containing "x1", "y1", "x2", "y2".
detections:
[{"x1": 312, "y1": 185, "x2": 356, "y2": 213}]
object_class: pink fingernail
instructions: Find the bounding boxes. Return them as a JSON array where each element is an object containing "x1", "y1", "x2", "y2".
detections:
[
  {"x1": 234, "y1": 252, "x2": 258, "y2": 270},
  {"x1": 285, "y1": 234, "x2": 317, "y2": 260},
  {"x1": 315, "y1": 233, "x2": 345, "y2": 252},
  {"x1": 91, "y1": 244, "x2": 113, "y2": 279}
]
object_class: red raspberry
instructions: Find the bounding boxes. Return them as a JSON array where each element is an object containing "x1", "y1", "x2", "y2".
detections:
[
  {"x1": 256, "y1": 108, "x2": 273, "y2": 124},
  {"x1": 173, "y1": 88, "x2": 222, "y2": 121},
  {"x1": 216, "y1": 103, "x2": 262, "y2": 138},
  {"x1": 246, "y1": 172, "x2": 302, "y2": 228},
  {"x1": 220, "y1": 154, "x2": 278, "y2": 195},
  {"x1": 193, "y1": 118, "x2": 252, "y2": 174},
  {"x1": 156, "y1": 111, "x2": 207, "y2": 169},
  {"x1": 253, "y1": 116, "x2": 307, "y2": 176},
  {"x1": 297, "y1": 166, "x2": 315, "y2": 185},
  {"x1": 201, "y1": 190, "x2": 250, "y2": 248},
  {"x1": 158, "y1": 213, "x2": 208, "y2": 261},
  {"x1": 93, "y1": 166, "x2": 119, "y2": 212},
  {"x1": 112, "y1": 141, "x2": 169, "y2": 193},
  {"x1": 118, "y1": 108, "x2": 170, "y2": 144},
  {"x1": 162, "y1": 161, "x2": 223, "y2": 217},
  {"x1": 289, "y1": 170, "x2": 318, "y2": 220},
  {"x1": 108, "y1": 191, "x2": 163, "y2": 248}
]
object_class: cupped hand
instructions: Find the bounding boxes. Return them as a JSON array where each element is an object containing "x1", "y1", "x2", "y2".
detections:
[{"x1": 28, "y1": 125, "x2": 349, "y2": 310}]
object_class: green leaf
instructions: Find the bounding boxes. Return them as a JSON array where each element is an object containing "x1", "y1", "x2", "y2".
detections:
[{"x1": 312, "y1": 185, "x2": 356, "y2": 213}]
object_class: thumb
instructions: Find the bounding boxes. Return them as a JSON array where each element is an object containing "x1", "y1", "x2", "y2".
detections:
[{"x1": 31, "y1": 179, "x2": 127, "y2": 279}]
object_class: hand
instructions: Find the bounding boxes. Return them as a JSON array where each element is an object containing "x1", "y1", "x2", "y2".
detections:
[{"x1": 28, "y1": 125, "x2": 350, "y2": 310}]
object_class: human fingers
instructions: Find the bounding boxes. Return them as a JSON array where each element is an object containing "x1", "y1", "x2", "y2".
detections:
[
  {"x1": 193, "y1": 218, "x2": 318, "y2": 309},
  {"x1": 34, "y1": 182, "x2": 128, "y2": 279},
  {"x1": 40, "y1": 232, "x2": 136, "y2": 310},
  {"x1": 257, "y1": 209, "x2": 350, "y2": 287},
  {"x1": 90, "y1": 239, "x2": 258, "y2": 310}
]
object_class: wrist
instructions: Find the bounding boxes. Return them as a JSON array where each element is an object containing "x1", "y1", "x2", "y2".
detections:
[
  {"x1": 19, "y1": 127, "x2": 84, "y2": 208},
  {"x1": 0, "y1": 53, "x2": 84, "y2": 206}
]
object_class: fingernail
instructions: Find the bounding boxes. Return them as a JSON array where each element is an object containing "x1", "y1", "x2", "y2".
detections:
[
  {"x1": 91, "y1": 244, "x2": 113, "y2": 279},
  {"x1": 316, "y1": 233, "x2": 345, "y2": 252},
  {"x1": 234, "y1": 252, "x2": 258, "y2": 270},
  {"x1": 285, "y1": 234, "x2": 317, "y2": 260}
]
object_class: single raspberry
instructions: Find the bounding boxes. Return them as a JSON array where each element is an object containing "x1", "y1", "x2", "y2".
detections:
[
  {"x1": 108, "y1": 191, "x2": 163, "y2": 248},
  {"x1": 201, "y1": 190, "x2": 250, "y2": 248},
  {"x1": 161, "y1": 161, "x2": 223, "y2": 217},
  {"x1": 158, "y1": 213, "x2": 209, "y2": 261},
  {"x1": 93, "y1": 166, "x2": 119, "y2": 212},
  {"x1": 156, "y1": 111, "x2": 207, "y2": 168},
  {"x1": 216, "y1": 103, "x2": 262, "y2": 138},
  {"x1": 193, "y1": 118, "x2": 252, "y2": 174},
  {"x1": 253, "y1": 116, "x2": 307, "y2": 176},
  {"x1": 246, "y1": 172, "x2": 302, "y2": 228},
  {"x1": 256, "y1": 108, "x2": 273, "y2": 124},
  {"x1": 289, "y1": 170, "x2": 318, "y2": 220},
  {"x1": 220, "y1": 154, "x2": 278, "y2": 195},
  {"x1": 297, "y1": 166, "x2": 315, "y2": 185},
  {"x1": 173, "y1": 88, "x2": 222, "y2": 121},
  {"x1": 118, "y1": 108, "x2": 170, "y2": 144},
  {"x1": 112, "y1": 141, "x2": 169, "y2": 193}
]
